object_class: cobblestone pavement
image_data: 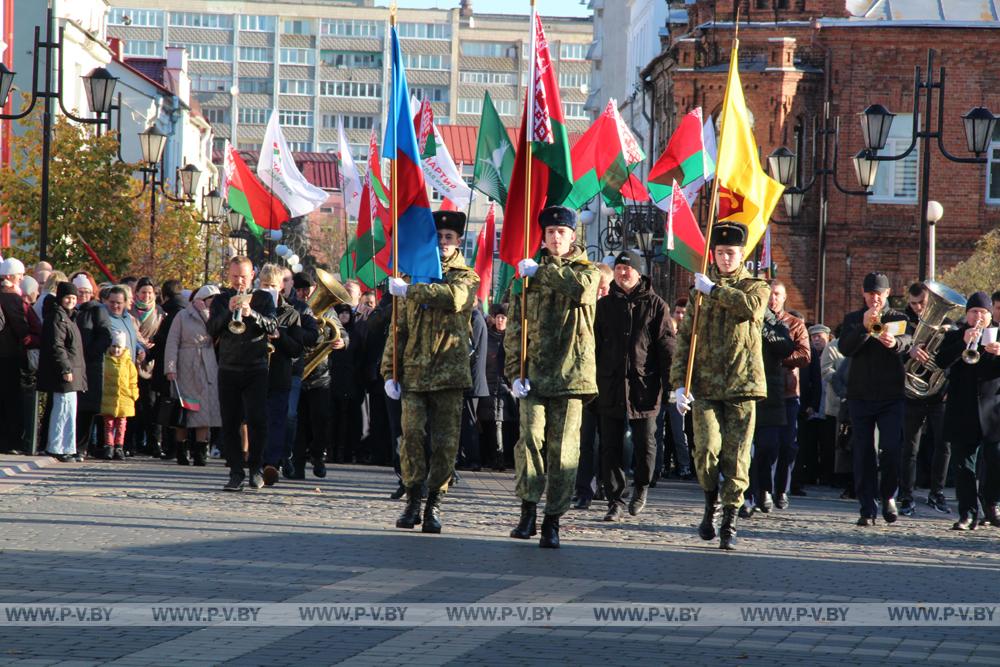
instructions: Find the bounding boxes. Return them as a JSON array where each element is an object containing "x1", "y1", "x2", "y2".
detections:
[{"x1": 1, "y1": 456, "x2": 999, "y2": 665}]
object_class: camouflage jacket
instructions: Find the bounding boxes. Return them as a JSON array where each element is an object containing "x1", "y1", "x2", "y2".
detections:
[
  {"x1": 504, "y1": 245, "x2": 600, "y2": 398},
  {"x1": 380, "y1": 250, "x2": 480, "y2": 392},
  {"x1": 669, "y1": 264, "x2": 769, "y2": 401}
]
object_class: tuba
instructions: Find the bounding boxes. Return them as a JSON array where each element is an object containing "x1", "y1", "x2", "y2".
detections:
[
  {"x1": 302, "y1": 268, "x2": 351, "y2": 380},
  {"x1": 903, "y1": 281, "x2": 967, "y2": 399}
]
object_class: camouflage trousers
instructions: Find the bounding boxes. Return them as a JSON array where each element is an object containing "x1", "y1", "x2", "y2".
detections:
[
  {"x1": 691, "y1": 399, "x2": 756, "y2": 508},
  {"x1": 514, "y1": 395, "x2": 584, "y2": 516},
  {"x1": 400, "y1": 389, "x2": 464, "y2": 494}
]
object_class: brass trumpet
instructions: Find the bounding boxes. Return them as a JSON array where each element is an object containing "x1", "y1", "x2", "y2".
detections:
[
  {"x1": 962, "y1": 322, "x2": 985, "y2": 365},
  {"x1": 868, "y1": 310, "x2": 884, "y2": 336},
  {"x1": 229, "y1": 287, "x2": 249, "y2": 335}
]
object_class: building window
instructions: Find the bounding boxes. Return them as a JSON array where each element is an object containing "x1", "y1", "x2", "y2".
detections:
[
  {"x1": 279, "y1": 110, "x2": 313, "y2": 127},
  {"x1": 238, "y1": 46, "x2": 272, "y2": 63},
  {"x1": 286, "y1": 142, "x2": 313, "y2": 152},
  {"x1": 457, "y1": 98, "x2": 482, "y2": 115},
  {"x1": 321, "y1": 19, "x2": 384, "y2": 37},
  {"x1": 168, "y1": 12, "x2": 232, "y2": 29},
  {"x1": 494, "y1": 98, "x2": 516, "y2": 116},
  {"x1": 397, "y1": 22, "x2": 450, "y2": 39},
  {"x1": 238, "y1": 107, "x2": 269, "y2": 124},
  {"x1": 564, "y1": 103, "x2": 588, "y2": 119},
  {"x1": 558, "y1": 71, "x2": 589, "y2": 90},
  {"x1": 321, "y1": 50, "x2": 382, "y2": 68},
  {"x1": 460, "y1": 71, "x2": 516, "y2": 85},
  {"x1": 239, "y1": 15, "x2": 275, "y2": 32},
  {"x1": 280, "y1": 48, "x2": 315, "y2": 65},
  {"x1": 122, "y1": 40, "x2": 163, "y2": 58},
  {"x1": 190, "y1": 75, "x2": 230, "y2": 92},
  {"x1": 213, "y1": 137, "x2": 228, "y2": 152},
  {"x1": 319, "y1": 81, "x2": 383, "y2": 98},
  {"x1": 282, "y1": 19, "x2": 314, "y2": 35},
  {"x1": 461, "y1": 41, "x2": 516, "y2": 58},
  {"x1": 279, "y1": 79, "x2": 314, "y2": 95},
  {"x1": 410, "y1": 86, "x2": 448, "y2": 103},
  {"x1": 871, "y1": 113, "x2": 918, "y2": 203},
  {"x1": 401, "y1": 53, "x2": 449, "y2": 71},
  {"x1": 324, "y1": 114, "x2": 375, "y2": 130},
  {"x1": 170, "y1": 43, "x2": 232, "y2": 62},
  {"x1": 109, "y1": 9, "x2": 163, "y2": 27},
  {"x1": 238, "y1": 77, "x2": 273, "y2": 94},
  {"x1": 203, "y1": 107, "x2": 230, "y2": 124},
  {"x1": 986, "y1": 124, "x2": 1000, "y2": 204},
  {"x1": 560, "y1": 43, "x2": 587, "y2": 60}
]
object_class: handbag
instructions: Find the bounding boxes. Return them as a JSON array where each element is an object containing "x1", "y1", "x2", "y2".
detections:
[{"x1": 155, "y1": 394, "x2": 186, "y2": 428}]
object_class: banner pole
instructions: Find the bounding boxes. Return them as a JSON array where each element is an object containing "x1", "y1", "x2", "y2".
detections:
[{"x1": 518, "y1": 0, "x2": 537, "y2": 383}]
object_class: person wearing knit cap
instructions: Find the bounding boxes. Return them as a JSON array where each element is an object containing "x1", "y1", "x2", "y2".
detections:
[
  {"x1": 837, "y1": 271, "x2": 912, "y2": 526},
  {"x1": 935, "y1": 291, "x2": 1000, "y2": 530},
  {"x1": 38, "y1": 281, "x2": 87, "y2": 461},
  {"x1": 71, "y1": 273, "x2": 96, "y2": 304},
  {"x1": 0, "y1": 258, "x2": 32, "y2": 454},
  {"x1": 97, "y1": 328, "x2": 139, "y2": 460}
]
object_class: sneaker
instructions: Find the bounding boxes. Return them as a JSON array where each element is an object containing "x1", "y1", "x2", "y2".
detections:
[
  {"x1": 248, "y1": 467, "x2": 265, "y2": 489},
  {"x1": 210, "y1": 447, "x2": 221, "y2": 459},
  {"x1": 262, "y1": 465, "x2": 279, "y2": 487},
  {"x1": 898, "y1": 498, "x2": 916, "y2": 516},
  {"x1": 223, "y1": 470, "x2": 245, "y2": 492},
  {"x1": 927, "y1": 492, "x2": 951, "y2": 514}
]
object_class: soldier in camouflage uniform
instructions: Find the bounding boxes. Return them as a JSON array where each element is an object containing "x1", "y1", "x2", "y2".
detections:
[
  {"x1": 669, "y1": 222, "x2": 769, "y2": 550},
  {"x1": 505, "y1": 206, "x2": 601, "y2": 548},
  {"x1": 381, "y1": 211, "x2": 480, "y2": 533}
]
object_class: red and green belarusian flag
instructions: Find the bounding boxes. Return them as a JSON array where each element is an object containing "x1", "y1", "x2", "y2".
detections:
[
  {"x1": 663, "y1": 178, "x2": 705, "y2": 273},
  {"x1": 564, "y1": 99, "x2": 645, "y2": 210},
  {"x1": 223, "y1": 143, "x2": 288, "y2": 240},
  {"x1": 346, "y1": 130, "x2": 390, "y2": 288},
  {"x1": 647, "y1": 107, "x2": 715, "y2": 210},
  {"x1": 471, "y1": 201, "x2": 497, "y2": 306},
  {"x1": 499, "y1": 11, "x2": 574, "y2": 269}
]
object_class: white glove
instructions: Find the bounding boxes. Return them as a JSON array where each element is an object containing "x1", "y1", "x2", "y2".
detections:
[
  {"x1": 388, "y1": 277, "x2": 408, "y2": 298},
  {"x1": 694, "y1": 273, "x2": 715, "y2": 295},
  {"x1": 512, "y1": 378, "x2": 531, "y2": 399},
  {"x1": 517, "y1": 258, "x2": 539, "y2": 278},
  {"x1": 674, "y1": 387, "x2": 693, "y2": 415},
  {"x1": 384, "y1": 379, "x2": 401, "y2": 400}
]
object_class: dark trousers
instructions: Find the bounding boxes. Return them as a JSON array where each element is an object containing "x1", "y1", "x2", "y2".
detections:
[
  {"x1": 752, "y1": 397, "x2": 800, "y2": 500},
  {"x1": 218, "y1": 367, "x2": 269, "y2": 471},
  {"x1": 798, "y1": 416, "x2": 836, "y2": 486},
  {"x1": 457, "y1": 397, "x2": 480, "y2": 468},
  {"x1": 953, "y1": 438, "x2": 1000, "y2": 518},
  {"x1": 263, "y1": 390, "x2": 290, "y2": 467},
  {"x1": 900, "y1": 398, "x2": 948, "y2": 499},
  {"x1": 0, "y1": 360, "x2": 24, "y2": 452},
  {"x1": 295, "y1": 385, "x2": 331, "y2": 465},
  {"x1": 75, "y1": 410, "x2": 97, "y2": 455},
  {"x1": 361, "y1": 380, "x2": 393, "y2": 466},
  {"x1": 331, "y1": 394, "x2": 362, "y2": 463},
  {"x1": 129, "y1": 377, "x2": 160, "y2": 453},
  {"x1": 601, "y1": 414, "x2": 656, "y2": 508},
  {"x1": 574, "y1": 408, "x2": 600, "y2": 500},
  {"x1": 667, "y1": 403, "x2": 692, "y2": 473},
  {"x1": 848, "y1": 398, "x2": 905, "y2": 518}
]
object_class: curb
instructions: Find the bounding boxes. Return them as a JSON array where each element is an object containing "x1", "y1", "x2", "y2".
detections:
[{"x1": 0, "y1": 454, "x2": 58, "y2": 479}]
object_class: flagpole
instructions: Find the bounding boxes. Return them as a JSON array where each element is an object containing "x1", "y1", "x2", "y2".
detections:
[
  {"x1": 682, "y1": 37, "x2": 738, "y2": 399},
  {"x1": 390, "y1": 3, "x2": 400, "y2": 386},
  {"x1": 518, "y1": 0, "x2": 537, "y2": 383}
]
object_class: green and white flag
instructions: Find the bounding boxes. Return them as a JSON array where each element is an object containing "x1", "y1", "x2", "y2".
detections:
[{"x1": 473, "y1": 91, "x2": 515, "y2": 205}]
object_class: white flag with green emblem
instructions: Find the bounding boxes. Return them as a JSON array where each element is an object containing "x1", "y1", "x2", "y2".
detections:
[{"x1": 257, "y1": 110, "x2": 329, "y2": 218}]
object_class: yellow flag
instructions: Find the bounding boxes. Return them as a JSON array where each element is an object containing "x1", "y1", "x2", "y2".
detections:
[{"x1": 715, "y1": 42, "x2": 785, "y2": 253}]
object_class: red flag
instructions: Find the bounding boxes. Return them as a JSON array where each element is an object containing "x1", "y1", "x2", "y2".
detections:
[
  {"x1": 621, "y1": 173, "x2": 650, "y2": 202},
  {"x1": 76, "y1": 234, "x2": 118, "y2": 283},
  {"x1": 663, "y1": 181, "x2": 705, "y2": 274},
  {"x1": 224, "y1": 146, "x2": 288, "y2": 233},
  {"x1": 438, "y1": 197, "x2": 458, "y2": 212},
  {"x1": 474, "y1": 202, "x2": 496, "y2": 304}
]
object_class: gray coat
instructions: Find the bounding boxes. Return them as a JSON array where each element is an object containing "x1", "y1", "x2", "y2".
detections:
[{"x1": 163, "y1": 304, "x2": 221, "y2": 428}]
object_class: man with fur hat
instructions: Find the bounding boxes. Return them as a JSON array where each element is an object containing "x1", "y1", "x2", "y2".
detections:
[
  {"x1": 381, "y1": 210, "x2": 479, "y2": 533},
  {"x1": 505, "y1": 205, "x2": 601, "y2": 548},
  {"x1": 670, "y1": 222, "x2": 769, "y2": 550}
]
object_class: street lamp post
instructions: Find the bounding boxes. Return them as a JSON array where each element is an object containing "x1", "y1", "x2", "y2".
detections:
[
  {"x1": 0, "y1": 9, "x2": 120, "y2": 261},
  {"x1": 855, "y1": 49, "x2": 997, "y2": 283},
  {"x1": 134, "y1": 125, "x2": 201, "y2": 270},
  {"x1": 199, "y1": 188, "x2": 224, "y2": 282}
]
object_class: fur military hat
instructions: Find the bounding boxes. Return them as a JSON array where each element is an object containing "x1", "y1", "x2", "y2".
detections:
[
  {"x1": 710, "y1": 222, "x2": 747, "y2": 248},
  {"x1": 433, "y1": 210, "x2": 466, "y2": 236},
  {"x1": 489, "y1": 303, "x2": 508, "y2": 317},
  {"x1": 538, "y1": 206, "x2": 577, "y2": 231}
]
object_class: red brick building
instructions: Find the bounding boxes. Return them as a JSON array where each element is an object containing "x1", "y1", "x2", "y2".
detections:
[{"x1": 646, "y1": 0, "x2": 1000, "y2": 324}]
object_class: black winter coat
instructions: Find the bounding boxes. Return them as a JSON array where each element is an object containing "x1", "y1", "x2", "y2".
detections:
[
  {"x1": 37, "y1": 305, "x2": 87, "y2": 393},
  {"x1": 479, "y1": 327, "x2": 514, "y2": 421},
  {"x1": 0, "y1": 291, "x2": 31, "y2": 360},
  {"x1": 838, "y1": 304, "x2": 912, "y2": 401},
  {"x1": 756, "y1": 309, "x2": 795, "y2": 428},
  {"x1": 151, "y1": 294, "x2": 187, "y2": 393},
  {"x1": 289, "y1": 295, "x2": 320, "y2": 379},
  {"x1": 75, "y1": 300, "x2": 113, "y2": 412},
  {"x1": 267, "y1": 299, "x2": 304, "y2": 393},
  {"x1": 939, "y1": 326, "x2": 1000, "y2": 443},
  {"x1": 466, "y1": 308, "x2": 489, "y2": 398},
  {"x1": 207, "y1": 288, "x2": 278, "y2": 371},
  {"x1": 328, "y1": 315, "x2": 364, "y2": 399},
  {"x1": 594, "y1": 277, "x2": 675, "y2": 419}
]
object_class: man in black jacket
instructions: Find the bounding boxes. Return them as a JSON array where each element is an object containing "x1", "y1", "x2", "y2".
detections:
[
  {"x1": 207, "y1": 256, "x2": 278, "y2": 491},
  {"x1": 282, "y1": 270, "x2": 319, "y2": 477},
  {"x1": 594, "y1": 250, "x2": 675, "y2": 520},
  {"x1": 458, "y1": 304, "x2": 489, "y2": 471},
  {"x1": 838, "y1": 272, "x2": 912, "y2": 525},
  {"x1": 936, "y1": 292, "x2": 1000, "y2": 530}
]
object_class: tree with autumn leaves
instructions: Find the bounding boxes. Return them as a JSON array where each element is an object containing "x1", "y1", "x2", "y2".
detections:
[{"x1": 0, "y1": 109, "x2": 205, "y2": 284}]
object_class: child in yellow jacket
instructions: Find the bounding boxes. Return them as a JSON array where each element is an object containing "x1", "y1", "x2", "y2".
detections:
[{"x1": 100, "y1": 331, "x2": 139, "y2": 460}]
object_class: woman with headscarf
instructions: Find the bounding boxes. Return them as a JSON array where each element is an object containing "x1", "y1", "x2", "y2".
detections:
[
  {"x1": 129, "y1": 277, "x2": 164, "y2": 456},
  {"x1": 73, "y1": 272, "x2": 113, "y2": 457},
  {"x1": 163, "y1": 285, "x2": 223, "y2": 465}
]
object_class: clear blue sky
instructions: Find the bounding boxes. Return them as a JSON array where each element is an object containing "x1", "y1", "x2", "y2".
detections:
[{"x1": 375, "y1": 0, "x2": 592, "y2": 18}]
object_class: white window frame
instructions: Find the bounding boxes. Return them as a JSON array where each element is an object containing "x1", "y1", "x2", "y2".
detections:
[
  {"x1": 986, "y1": 124, "x2": 1000, "y2": 205},
  {"x1": 287, "y1": 141, "x2": 312, "y2": 153},
  {"x1": 460, "y1": 71, "x2": 515, "y2": 85},
  {"x1": 282, "y1": 19, "x2": 314, "y2": 35},
  {"x1": 397, "y1": 22, "x2": 450, "y2": 40},
  {"x1": 190, "y1": 75, "x2": 230, "y2": 92},
  {"x1": 122, "y1": 40, "x2": 163, "y2": 58},
  {"x1": 564, "y1": 103, "x2": 588, "y2": 119},
  {"x1": 329, "y1": 115, "x2": 375, "y2": 130},
  {"x1": 560, "y1": 43, "x2": 587, "y2": 60},
  {"x1": 203, "y1": 107, "x2": 230, "y2": 124},
  {"x1": 402, "y1": 53, "x2": 448, "y2": 71},
  {"x1": 238, "y1": 77, "x2": 273, "y2": 94},
  {"x1": 869, "y1": 113, "x2": 919, "y2": 204},
  {"x1": 321, "y1": 19, "x2": 383, "y2": 38},
  {"x1": 169, "y1": 12, "x2": 232, "y2": 29},
  {"x1": 558, "y1": 72, "x2": 589, "y2": 90},
  {"x1": 238, "y1": 107, "x2": 269, "y2": 124},
  {"x1": 461, "y1": 41, "x2": 514, "y2": 58},
  {"x1": 279, "y1": 110, "x2": 313, "y2": 127},
  {"x1": 458, "y1": 98, "x2": 482, "y2": 115},
  {"x1": 239, "y1": 15, "x2": 275, "y2": 32},
  {"x1": 280, "y1": 48, "x2": 315, "y2": 66},
  {"x1": 109, "y1": 9, "x2": 163, "y2": 27},
  {"x1": 320, "y1": 81, "x2": 383, "y2": 98},
  {"x1": 410, "y1": 86, "x2": 448, "y2": 103},
  {"x1": 279, "y1": 79, "x2": 314, "y2": 96},
  {"x1": 171, "y1": 43, "x2": 232, "y2": 62},
  {"x1": 238, "y1": 46, "x2": 272, "y2": 63}
]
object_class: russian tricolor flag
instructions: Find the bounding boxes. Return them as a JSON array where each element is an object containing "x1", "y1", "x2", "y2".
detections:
[{"x1": 383, "y1": 28, "x2": 442, "y2": 284}]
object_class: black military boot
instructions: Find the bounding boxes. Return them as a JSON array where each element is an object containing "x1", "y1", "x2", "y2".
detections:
[
  {"x1": 698, "y1": 489, "x2": 720, "y2": 540},
  {"x1": 395, "y1": 487, "x2": 423, "y2": 529},
  {"x1": 422, "y1": 491, "x2": 442, "y2": 534},
  {"x1": 719, "y1": 506, "x2": 739, "y2": 551},
  {"x1": 176, "y1": 442, "x2": 190, "y2": 466},
  {"x1": 539, "y1": 513, "x2": 561, "y2": 549},
  {"x1": 510, "y1": 501, "x2": 537, "y2": 539},
  {"x1": 191, "y1": 442, "x2": 209, "y2": 467}
]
